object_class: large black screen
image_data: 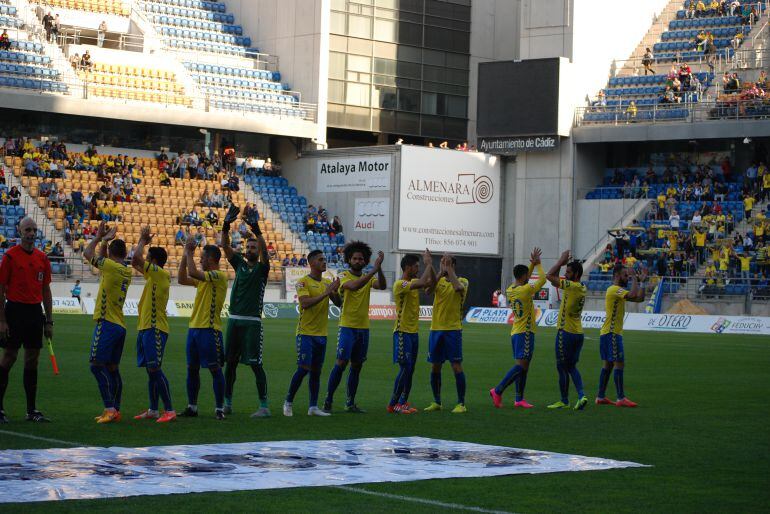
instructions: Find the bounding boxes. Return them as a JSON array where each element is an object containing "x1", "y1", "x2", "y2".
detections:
[{"x1": 477, "y1": 59, "x2": 560, "y2": 137}]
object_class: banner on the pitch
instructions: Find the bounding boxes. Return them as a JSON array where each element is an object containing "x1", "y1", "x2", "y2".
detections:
[
  {"x1": 537, "y1": 310, "x2": 770, "y2": 335},
  {"x1": 52, "y1": 297, "x2": 83, "y2": 314},
  {"x1": 0, "y1": 437, "x2": 646, "y2": 503}
]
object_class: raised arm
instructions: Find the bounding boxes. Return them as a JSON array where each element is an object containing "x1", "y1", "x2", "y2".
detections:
[
  {"x1": 374, "y1": 251, "x2": 386, "y2": 290},
  {"x1": 444, "y1": 254, "x2": 465, "y2": 292},
  {"x1": 298, "y1": 277, "x2": 340, "y2": 309},
  {"x1": 626, "y1": 269, "x2": 648, "y2": 302},
  {"x1": 530, "y1": 247, "x2": 547, "y2": 291},
  {"x1": 185, "y1": 237, "x2": 206, "y2": 281},
  {"x1": 546, "y1": 249, "x2": 571, "y2": 288},
  {"x1": 221, "y1": 204, "x2": 240, "y2": 260},
  {"x1": 83, "y1": 221, "x2": 113, "y2": 262},
  {"x1": 131, "y1": 225, "x2": 152, "y2": 273},
  {"x1": 177, "y1": 249, "x2": 194, "y2": 285},
  {"x1": 411, "y1": 249, "x2": 435, "y2": 289},
  {"x1": 341, "y1": 251, "x2": 384, "y2": 291},
  {"x1": 245, "y1": 216, "x2": 269, "y2": 266}
]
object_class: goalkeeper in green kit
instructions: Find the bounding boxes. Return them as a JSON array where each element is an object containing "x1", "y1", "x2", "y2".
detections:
[{"x1": 221, "y1": 204, "x2": 271, "y2": 417}]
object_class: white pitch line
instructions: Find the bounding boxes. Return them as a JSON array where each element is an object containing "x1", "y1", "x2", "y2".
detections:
[
  {"x1": 0, "y1": 429, "x2": 86, "y2": 447},
  {"x1": 1, "y1": 431, "x2": 518, "y2": 512},
  {"x1": 334, "y1": 486, "x2": 515, "y2": 514}
]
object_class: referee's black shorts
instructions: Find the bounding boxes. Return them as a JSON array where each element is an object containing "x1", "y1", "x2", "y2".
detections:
[{"x1": 1, "y1": 301, "x2": 44, "y2": 350}]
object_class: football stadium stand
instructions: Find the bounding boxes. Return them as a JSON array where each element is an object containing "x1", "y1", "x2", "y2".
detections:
[
  {"x1": 1, "y1": 140, "x2": 308, "y2": 283},
  {"x1": 582, "y1": 159, "x2": 769, "y2": 299},
  {"x1": 0, "y1": 0, "x2": 315, "y2": 127},
  {"x1": 580, "y1": 0, "x2": 768, "y2": 124}
]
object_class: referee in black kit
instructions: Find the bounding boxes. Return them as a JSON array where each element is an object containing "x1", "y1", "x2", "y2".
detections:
[{"x1": 0, "y1": 217, "x2": 54, "y2": 423}]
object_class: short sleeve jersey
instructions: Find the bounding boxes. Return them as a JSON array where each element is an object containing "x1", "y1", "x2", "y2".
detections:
[
  {"x1": 92, "y1": 256, "x2": 132, "y2": 328},
  {"x1": 228, "y1": 253, "x2": 269, "y2": 319},
  {"x1": 739, "y1": 256, "x2": 752, "y2": 271},
  {"x1": 600, "y1": 285, "x2": 629, "y2": 336},
  {"x1": 338, "y1": 271, "x2": 377, "y2": 329},
  {"x1": 557, "y1": 279, "x2": 587, "y2": 334},
  {"x1": 430, "y1": 276, "x2": 469, "y2": 331},
  {"x1": 137, "y1": 262, "x2": 170, "y2": 333},
  {"x1": 189, "y1": 270, "x2": 228, "y2": 330},
  {"x1": 296, "y1": 275, "x2": 331, "y2": 336},
  {"x1": 393, "y1": 279, "x2": 420, "y2": 334},
  {"x1": 0, "y1": 246, "x2": 51, "y2": 304},
  {"x1": 507, "y1": 264, "x2": 546, "y2": 335}
]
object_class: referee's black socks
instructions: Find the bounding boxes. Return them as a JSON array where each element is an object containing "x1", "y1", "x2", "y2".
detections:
[
  {"x1": 23, "y1": 367, "x2": 37, "y2": 414},
  {"x1": 0, "y1": 364, "x2": 8, "y2": 411}
]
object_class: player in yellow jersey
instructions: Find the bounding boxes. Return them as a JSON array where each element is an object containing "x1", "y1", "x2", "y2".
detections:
[
  {"x1": 178, "y1": 237, "x2": 229, "y2": 420},
  {"x1": 323, "y1": 241, "x2": 386, "y2": 414},
  {"x1": 387, "y1": 250, "x2": 434, "y2": 415},
  {"x1": 597, "y1": 264, "x2": 647, "y2": 408},
  {"x1": 283, "y1": 250, "x2": 341, "y2": 417},
  {"x1": 83, "y1": 221, "x2": 132, "y2": 424},
  {"x1": 489, "y1": 248, "x2": 544, "y2": 410},
  {"x1": 545, "y1": 250, "x2": 588, "y2": 411},
  {"x1": 424, "y1": 254, "x2": 469, "y2": 414},
  {"x1": 131, "y1": 226, "x2": 175, "y2": 423}
]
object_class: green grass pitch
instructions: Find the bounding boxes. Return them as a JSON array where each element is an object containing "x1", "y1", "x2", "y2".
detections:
[{"x1": 0, "y1": 315, "x2": 768, "y2": 513}]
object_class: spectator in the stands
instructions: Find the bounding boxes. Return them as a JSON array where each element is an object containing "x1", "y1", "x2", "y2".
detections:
[
  {"x1": 332, "y1": 215, "x2": 343, "y2": 234},
  {"x1": 290, "y1": 255, "x2": 298, "y2": 267},
  {"x1": 210, "y1": 190, "x2": 224, "y2": 208},
  {"x1": 298, "y1": 254, "x2": 308, "y2": 267},
  {"x1": 80, "y1": 51, "x2": 92, "y2": 70},
  {"x1": 205, "y1": 208, "x2": 219, "y2": 227},
  {"x1": 267, "y1": 241, "x2": 276, "y2": 259},
  {"x1": 48, "y1": 242, "x2": 64, "y2": 262},
  {"x1": 39, "y1": 178, "x2": 53, "y2": 198},
  {"x1": 230, "y1": 226, "x2": 242, "y2": 250},
  {"x1": 175, "y1": 227, "x2": 186, "y2": 246},
  {"x1": 305, "y1": 214, "x2": 316, "y2": 233},
  {"x1": 227, "y1": 173, "x2": 239, "y2": 191},
  {"x1": 243, "y1": 203, "x2": 259, "y2": 225},
  {"x1": 9, "y1": 186, "x2": 20, "y2": 206},
  {"x1": 730, "y1": 0, "x2": 740, "y2": 15},
  {"x1": 195, "y1": 161, "x2": 208, "y2": 180},
  {"x1": 97, "y1": 20, "x2": 107, "y2": 47},
  {"x1": 642, "y1": 48, "x2": 654, "y2": 76},
  {"x1": 43, "y1": 11, "x2": 54, "y2": 40},
  {"x1": 199, "y1": 189, "x2": 211, "y2": 207},
  {"x1": 745, "y1": 162, "x2": 758, "y2": 191},
  {"x1": 159, "y1": 169, "x2": 171, "y2": 186},
  {"x1": 695, "y1": 0, "x2": 707, "y2": 16},
  {"x1": 51, "y1": 14, "x2": 60, "y2": 43},
  {"x1": 281, "y1": 256, "x2": 290, "y2": 268},
  {"x1": 110, "y1": 201, "x2": 121, "y2": 221},
  {"x1": 186, "y1": 207, "x2": 201, "y2": 226},
  {"x1": 0, "y1": 30, "x2": 10, "y2": 51},
  {"x1": 669, "y1": 210, "x2": 681, "y2": 230},
  {"x1": 626, "y1": 101, "x2": 637, "y2": 122}
]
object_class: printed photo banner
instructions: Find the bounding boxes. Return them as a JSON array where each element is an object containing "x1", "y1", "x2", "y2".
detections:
[{"x1": 0, "y1": 437, "x2": 646, "y2": 503}]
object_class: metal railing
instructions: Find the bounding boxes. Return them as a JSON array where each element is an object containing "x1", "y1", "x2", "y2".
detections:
[
  {"x1": 578, "y1": 199, "x2": 654, "y2": 265},
  {"x1": 575, "y1": 98, "x2": 770, "y2": 126},
  {"x1": 588, "y1": 275, "x2": 770, "y2": 305}
]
